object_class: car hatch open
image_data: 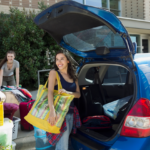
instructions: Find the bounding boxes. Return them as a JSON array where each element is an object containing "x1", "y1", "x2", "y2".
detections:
[{"x1": 34, "y1": 1, "x2": 135, "y2": 64}]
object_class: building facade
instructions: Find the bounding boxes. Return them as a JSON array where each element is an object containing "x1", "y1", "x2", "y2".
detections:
[
  {"x1": 0, "y1": 0, "x2": 62, "y2": 13},
  {"x1": 121, "y1": 0, "x2": 150, "y2": 53},
  {"x1": 72, "y1": 0, "x2": 150, "y2": 53},
  {"x1": 0, "y1": 0, "x2": 150, "y2": 53}
]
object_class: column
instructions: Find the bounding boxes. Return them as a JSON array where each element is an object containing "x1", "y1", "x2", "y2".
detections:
[
  {"x1": 107, "y1": 0, "x2": 110, "y2": 10},
  {"x1": 118, "y1": 0, "x2": 121, "y2": 16},
  {"x1": 139, "y1": 35, "x2": 143, "y2": 53},
  {"x1": 83, "y1": 0, "x2": 86, "y2": 5}
]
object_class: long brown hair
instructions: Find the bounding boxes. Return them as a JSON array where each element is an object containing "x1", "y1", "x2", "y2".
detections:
[
  {"x1": 54, "y1": 49, "x2": 77, "y2": 81},
  {"x1": 0, "y1": 51, "x2": 16, "y2": 69}
]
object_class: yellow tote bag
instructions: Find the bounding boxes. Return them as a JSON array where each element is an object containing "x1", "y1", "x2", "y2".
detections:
[{"x1": 25, "y1": 72, "x2": 74, "y2": 133}]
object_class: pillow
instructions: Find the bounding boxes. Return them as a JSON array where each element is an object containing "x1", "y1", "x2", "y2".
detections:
[{"x1": 4, "y1": 103, "x2": 19, "y2": 120}]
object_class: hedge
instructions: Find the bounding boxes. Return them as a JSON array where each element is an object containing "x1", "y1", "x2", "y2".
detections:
[
  {"x1": 0, "y1": 3, "x2": 61, "y2": 89},
  {"x1": 0, "y1": 2, "x2": 81, "y2": 89}
]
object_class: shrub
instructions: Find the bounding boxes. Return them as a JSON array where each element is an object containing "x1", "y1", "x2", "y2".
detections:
[
  {"x1": 0, "y1": 2, "x2": 81, "y2": 89},
  {"x1": 0, "y1": 7, "x2": 61, "y2": 88}
]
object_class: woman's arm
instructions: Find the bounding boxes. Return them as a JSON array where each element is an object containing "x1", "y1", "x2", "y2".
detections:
[
  {"x1": 58, "y1": 79, "x2": 81, "y2": 98},
  {"x1": 47, "y1": 70, "x2": 57, "y2": 126},
  {"x1": 16, "y1": 68, "x2": 19, "y2": 87},
  {"x1": 0, "y1": 70, "x2": 3, "y2": 87}
]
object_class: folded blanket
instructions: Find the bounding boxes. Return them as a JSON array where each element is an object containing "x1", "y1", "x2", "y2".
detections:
[
  {"x1": 1, "y1": 86, "x2": 32, "y2": 103},
  {"x1": 19, "y1": 89, "x2": 32, "y2": 99}
]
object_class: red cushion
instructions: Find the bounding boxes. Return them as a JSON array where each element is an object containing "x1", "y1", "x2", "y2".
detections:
[
  {"x1": 4, "y1": 103, "x2": 19, "y2": 120},
  {"x1": 82, "y1": 115, "x2": 112, "y2": 129}
]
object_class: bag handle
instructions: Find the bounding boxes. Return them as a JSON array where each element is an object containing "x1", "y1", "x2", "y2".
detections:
[
  {"x1": 56, "y1": 71, "x2": 62, "y2": 90},
  {"x1": 44, "y1": 71, "x2": 62, "y2": 90}
]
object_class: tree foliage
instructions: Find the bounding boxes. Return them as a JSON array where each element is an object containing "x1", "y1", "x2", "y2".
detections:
[
  {"x1": 0, "y1": 2, "x2": 81, "y2": 89},
  {"x1": 0, "y1": 5, "x2": 61, "y2": 88}
]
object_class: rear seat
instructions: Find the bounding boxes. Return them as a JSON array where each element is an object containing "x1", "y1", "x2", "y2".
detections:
[{"x1": 79, "y1": 84, "x2": 104, "y2": 119}]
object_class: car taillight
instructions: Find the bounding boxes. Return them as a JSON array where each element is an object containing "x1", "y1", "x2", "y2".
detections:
[{"x1": 120, "y1": 98, "x2": 150, "y2": 138}]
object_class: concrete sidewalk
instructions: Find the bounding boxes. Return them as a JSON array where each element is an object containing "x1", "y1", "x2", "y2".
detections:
[
  {"x1": 30, "y1": 90, "x2": 38, "y2": 100},
  {"x1": 13, "y1": 124, "x2": 35, "y2": 150},
  {"x1": 13, "y1": 90, "x2": 38, "y2": 150}
]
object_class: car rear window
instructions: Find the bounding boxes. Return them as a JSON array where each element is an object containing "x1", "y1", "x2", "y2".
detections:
[
  {"x1": 63, "y1": 25, "x2": 126, "y2": 52},
  {"x1": 85, "y1": 66, "x2": 128, "y2": 84},
  {"x1": 103, "y1": 66, "x2": 128, "y2": 84}
]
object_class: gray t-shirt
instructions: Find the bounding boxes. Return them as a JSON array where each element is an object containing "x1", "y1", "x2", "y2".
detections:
[{"x1": 1, "y1": 60, "x2": 19, "y2": 76}]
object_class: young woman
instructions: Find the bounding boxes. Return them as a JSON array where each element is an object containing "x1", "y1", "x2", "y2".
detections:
[
  {"x1": 47, "y1": 50, "x2": 80, "y2": 150},
  {"x1": 0, "y1": 51, "x2": 20, "y2": 87}
]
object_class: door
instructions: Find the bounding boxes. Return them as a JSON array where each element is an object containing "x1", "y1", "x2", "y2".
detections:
[{"x1": 142, "y1": 39, "x2": 149, "y2": 53}]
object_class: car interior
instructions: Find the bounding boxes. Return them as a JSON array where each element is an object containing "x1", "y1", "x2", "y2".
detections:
[{"x1": 73, "y1": 63, "x2": 134, "y2": 141}]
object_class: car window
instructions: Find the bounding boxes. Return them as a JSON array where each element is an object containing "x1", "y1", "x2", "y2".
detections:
[
  {"x1": 63, "y1": 25, "x2": 126, "y2": 52},
  {"x1": 103, "y1": 66, "x2": 128, "y2": 84}
]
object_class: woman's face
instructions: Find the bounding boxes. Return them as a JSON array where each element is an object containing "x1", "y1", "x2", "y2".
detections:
[
  {"x1": 56, "y1": 53, "x2": 69, "y2": 70},
  {"x1": 7, "y1": 53, "x2": 15, "y2": 63}
]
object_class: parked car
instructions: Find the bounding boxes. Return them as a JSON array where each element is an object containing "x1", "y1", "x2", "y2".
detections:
[{"x1": 34, "y1": 1, "x2": 150, "y2": 150}]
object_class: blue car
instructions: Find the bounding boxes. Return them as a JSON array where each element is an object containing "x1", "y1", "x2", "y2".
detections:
[{"x1": 34, "y1": 1, "x2": 150, "y2": 150}]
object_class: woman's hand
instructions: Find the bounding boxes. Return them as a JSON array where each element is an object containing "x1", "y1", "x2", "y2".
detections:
[
  {"x1": 58, "y1": 89, "x2": 70, "y2": 94},
  {"x1": 47, "y1": 107, "x2": 57, "y2": 126},
  {"x1": 16, "y1": 84, "x2": 19, "y2": 88}
]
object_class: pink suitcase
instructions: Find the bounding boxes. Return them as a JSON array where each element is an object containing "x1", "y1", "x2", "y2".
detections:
[{"x1": 19, "y1": 100, "x2": 35, "y2": 131}]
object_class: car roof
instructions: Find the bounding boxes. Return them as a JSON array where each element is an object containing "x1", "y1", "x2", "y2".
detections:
[{"x1": 134, "y1": 53, "x2": 150, "y2": 64}]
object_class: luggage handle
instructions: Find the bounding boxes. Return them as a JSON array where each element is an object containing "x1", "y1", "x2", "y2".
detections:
[{"x1": 27, "y1": 101, "x2": 35, "y2": 110}]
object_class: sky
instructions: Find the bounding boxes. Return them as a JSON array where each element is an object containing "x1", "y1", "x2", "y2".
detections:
[{"x1": 73, "y1": 0, "x2": 102, "y2": 7}]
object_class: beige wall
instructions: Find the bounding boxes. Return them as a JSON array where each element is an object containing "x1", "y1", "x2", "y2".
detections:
[
  {"x1": 0, "y1": 0, "x2": 63, "y2": 14},
  {"x1": 0, "y1": 0, "x2": 57, "y2": 8},
  {"x1": 121, "y1": 0, "x2": 150, "y2": 21},
  {"x1": 0, "y1": 5, "x2": 39, "y2": 14}
]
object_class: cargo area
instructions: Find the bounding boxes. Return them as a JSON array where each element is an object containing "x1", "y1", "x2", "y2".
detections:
[{"x1": 73, "y1": 63, "x2": 134, "y2": 141}]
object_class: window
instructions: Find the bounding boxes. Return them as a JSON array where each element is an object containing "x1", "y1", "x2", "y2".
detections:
[
  {"x1": 102, "y1": 0, "x2": 107, "y2": 8},
  {"x1": 72, "y1": 0, "x2": 121, "y2": 16},
  {"x1": 72, "y1": 0, "x2": 83, "y2": 4},
  {"x1": 63, "y1": 25, "x2": 126, "y2": 52},
  {"x1": 103, "y1": 66, "x2": 128, "y2": 84},
  {"x1": 110, "y1": 0, "x2": 120, "y2": 16},
  {"x1": 86, "y1": 0, "x2": 102, "y2": 7}
]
